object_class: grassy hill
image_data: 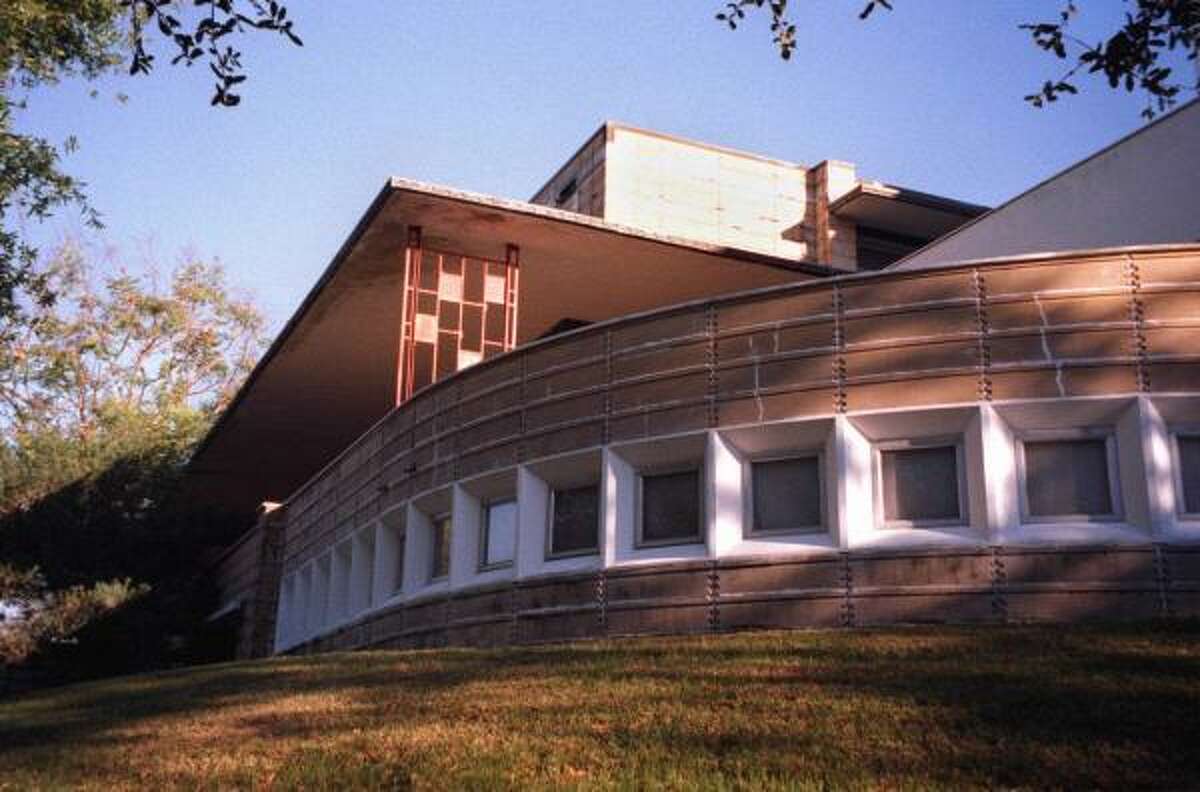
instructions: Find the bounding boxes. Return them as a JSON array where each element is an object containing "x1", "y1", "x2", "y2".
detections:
[{"x1": 2, "y1": 623, "x2": 1200, "y2": 790}]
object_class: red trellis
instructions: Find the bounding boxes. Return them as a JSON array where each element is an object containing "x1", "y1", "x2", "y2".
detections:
[{"x1": 397, "y1": 227, "x2": 519, "y2": 404}]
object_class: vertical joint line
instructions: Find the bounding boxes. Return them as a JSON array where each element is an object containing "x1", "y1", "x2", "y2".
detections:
[
  {"x1": 1153, "y1": 543, "x2": 1173, "y2": 619},
  {"x1": 706, "y1": 303, "x2": 719, "y2": 428},
  {"x1": 840, "y1": 551, "x2": 855, "y2": 627},
  {"x1": 972, "y1": 268, "x2": 993, "y2": 401},
  {"x1": 832, "y1": 284, "x2": 848, "y2": 413},
  {"x1": 989, "y1": 545, "x2": 1008, "y2": 622},
  {"x1": 449, "y1": 381, "x2": 461, "y2": 482},
  {"x1": 596, "y1": 569, "x2": 608, "y2": 631},
  {"x1": 517, "y1": 352, "x2": 528, "y2": 463},
  {"x1": 603, "y1": 329, "x2": 614, "y2": 445},
  {"x1": 1125, "y1": 253, "x2": 1151, "y2": 392},
  {"x1": 706, "y1": 560, "x2": 720, "y2": 631},
  {"x1": 509, "y1": 582, "x2": 520, "y2": 645}
]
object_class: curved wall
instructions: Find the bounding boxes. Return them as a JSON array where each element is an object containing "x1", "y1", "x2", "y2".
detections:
[{"x1": 271, "y1": 245, "x2": 1200, "y2": 654}]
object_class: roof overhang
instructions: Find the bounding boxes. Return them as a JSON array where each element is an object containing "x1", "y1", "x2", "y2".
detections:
[
  {"x1": 185, "y1": 180, "x2": 829, "y2": 521},
  {"x1": 831, "y1": 183, "x2": 987, "y2": 240}
]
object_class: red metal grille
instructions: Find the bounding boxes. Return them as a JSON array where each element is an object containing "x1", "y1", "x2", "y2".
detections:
[{"x1": 398, "y1": 230, "x2": 518, "y2": 403}]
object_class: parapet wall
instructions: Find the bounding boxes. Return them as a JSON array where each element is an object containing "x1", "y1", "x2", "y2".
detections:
[{"x1": 267, "y1": 244, "x2": 1200, "y2": 656}]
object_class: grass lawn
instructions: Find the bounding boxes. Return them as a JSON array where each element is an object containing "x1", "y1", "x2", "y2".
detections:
[{"x1": 2, "y1": 623, "x2": 1200, "y2": 790}]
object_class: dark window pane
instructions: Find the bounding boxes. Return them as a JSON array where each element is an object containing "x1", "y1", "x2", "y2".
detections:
[
  {"x1": 752, "y1": 457, "x2": 822, "y2": 533},
  {"x1": 438, "y1": 300, "x2": 460, "y2": 330},
  {"x1": 1180, "y1": 436, "x2": 1200, "y2": 515},
  {"x1": 412, "y1": 342, "x2": 435, "y2": 392},
  {"x1": 482, "y1": 500, "x2": 516, "y2": 567},
  {"x1": 550, "y1": 485, "x2": 599, "y2": 556},
  {"x1": 484, "y1": 303, "x2": 506, "y2": 342},
  {"x1": 431, "y1": 515, "x2": 451, "y2": 579},
  {"x1": 880, "y1": 446, "x2": 961, "y2": 523},
  {"x1": 462, "y1": 304, "x2": 483, "y2": 351},
  {"x1": 419, "y1": 251, "x2": 439, "y2": 290},
  {"x1": 463, "y1": 259, "x2": 484, "y2": 303},
  {"x1": 641, "y1": 470, "x2": 701, "y2": 544},
  {"x1": 1024, "y1": 439, "x2": 1113, "y2": 518},
  {"x1": 436, "y1": 331, "x2": 457, "y2": 378}
]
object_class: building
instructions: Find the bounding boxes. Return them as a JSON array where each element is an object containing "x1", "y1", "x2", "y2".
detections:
[
  {"x1": 198, "y1": 108, "x2": 1200, "y2": 659},
  {"x1": 896, "y1": 99, "x2": 1200, "y2": 269}
]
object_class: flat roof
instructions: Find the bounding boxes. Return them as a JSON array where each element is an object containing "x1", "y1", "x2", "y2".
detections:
[{"x1": 830, "y1": 183, "x2": 988, "y2": 239}]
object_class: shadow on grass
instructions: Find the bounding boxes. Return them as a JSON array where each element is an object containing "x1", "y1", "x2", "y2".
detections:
[{"x1": 2, "y1": 622, "x2": 1199, "y2": 788}]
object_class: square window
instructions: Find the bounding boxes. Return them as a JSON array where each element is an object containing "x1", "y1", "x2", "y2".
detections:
[
  {"x1": 639, "y1": 469, "x2": 702, "y2": 546},
  {"x1": 879, "y1": 445, "x2": 962, "y2": 525},
  {"x1": 751, "y1": 456, "x2": 823, "y2": 534},
  {"x1": 481, "y1": 500, "x2": 516, "y2": 569},
  {"x1": 1022, "y1": 438, "x2": 1115, "y2": 519},
  {"x1": 430, "y1": 515, "x2": 451, "y2": 580},
  {"x1": 1178, "y1": 435, "x2": 1200, "y2": 516},
  {"x1": 548, "y1": 484, "x2": 599, "y2": 557}
]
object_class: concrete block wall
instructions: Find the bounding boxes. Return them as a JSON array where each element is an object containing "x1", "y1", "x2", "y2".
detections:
[
  {"x1": 530, "y1": 127, "x2": 606, "y2": 217},
  {"x1": 258, "y1": 245, "x2": 1200, "y2": 656},
  {"x1": 530, "y1": 124, "x2": 864, "y2": 268},
  {"x1": 211, "y1": 504, "x2": 285, "y2": 659}
]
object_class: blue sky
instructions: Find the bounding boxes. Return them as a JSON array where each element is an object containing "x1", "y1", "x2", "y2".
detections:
[{"x1": 18, "y1": 2, "x2": 1177, "y2": 327}]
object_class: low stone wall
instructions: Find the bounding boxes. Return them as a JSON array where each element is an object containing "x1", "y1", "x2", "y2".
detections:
[{"x1": 211, "y1": 508, "x2": 284, "y2": 658}]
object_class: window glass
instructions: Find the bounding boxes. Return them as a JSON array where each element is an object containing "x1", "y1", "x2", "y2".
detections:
[
  {"x1": 431, "y1": 515, "x2": 451, "y2": 580},
  {"x1": 549, "y1": 484, "x2": 599, "y2": 556},
  {"x1": 880, "y1": 445, "x2": 961, "y2": 523},
  {"x1": 482, "y1": 500, "x2": 516, "y2": 567},
  {"x1": 1180, "y1": 436, "x2": 1200, "y2": 515},
  {"x1": 1023, "y1": 438, "x2": 1113, "y2": 518},
  {"x1": 641, "y1": 470, "x2": 702, "y2": 544},
  {"x1": 751, "y1": 457, "x2": 822, "y2": 534}
]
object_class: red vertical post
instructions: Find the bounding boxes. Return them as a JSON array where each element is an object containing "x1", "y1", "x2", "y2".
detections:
[
  {"x1": 504, "y1": 243, "x2": 520, "y2": 351},
  {"x1": 397, "y1": 225, "x2": 422, "y2": 405}
]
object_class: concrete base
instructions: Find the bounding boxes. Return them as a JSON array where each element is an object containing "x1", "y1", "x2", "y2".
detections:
[{"x1": 283, "y1": 543, "x2": 1187, "y2": 655}]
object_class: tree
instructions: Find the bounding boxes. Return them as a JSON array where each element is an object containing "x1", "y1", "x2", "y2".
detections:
[
  {"x1": 718, "y1": 0, "x2": 1200, "y2": 118},
  {"x1": 0, "y1": 240, "x2": 267, "y2": 675},
  {"x1": 0, "y1": 563, "x2": 144, "y2": 668},
  {"x1": 0, "y1": 1, "x2": 300, "y2": 329}
]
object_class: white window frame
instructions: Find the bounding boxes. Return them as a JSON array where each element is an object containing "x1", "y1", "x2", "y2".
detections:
[
  {"x1": 1170, "y1": 428, "x2": 1200, "y2": 521},
  {"x1": 1016, "y1": 428, "x2": 1123, "y2": 525},
  {"x1": 478, "y1": 498, "x2": 517, "y2": 572},
  {"x1": 545, "y1": 482, "x2": 601, "y2": 560},
  {"x1": 634, "y1": 464, "x2": 706, "y2": 549},
  {"x1": 872, "y1": 436, "x2": 969, "y2": 530},
  {"x1": 385, "y1": 518, "x2": 406, "y2": 596},
  {"x1": 330, "y1": 539, "x2": 353, "y2": 624},
  {"x1": 743, "y1": 451, "x2": 826, "y2": 538},
  {"x1": 429, "y1": 513, "x2": 452, "y2": 582},
  {"x1": 349, "y1": 528, "x2": 376, "y2": 616},
  {"x1": 314, "y1": 553, "x2": 332, "y2": 632}
]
